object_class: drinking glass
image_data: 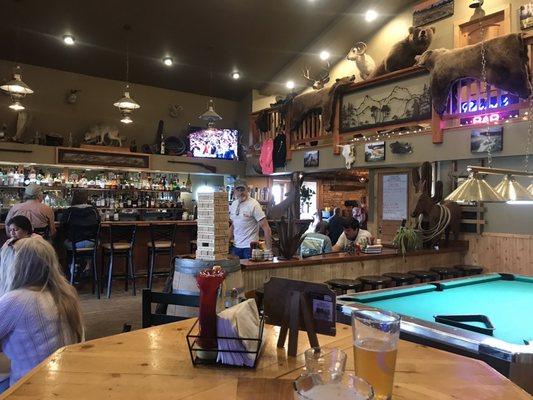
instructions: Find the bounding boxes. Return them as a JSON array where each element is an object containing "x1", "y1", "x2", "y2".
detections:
[
  {"x1": 304, "y1": 347, "x2": 347, "y2": 382},
  {"x1": 294, "y1": 373, "x2": 374, "y2": 400},
  {"x1": 351, "y1": 309, "x2": 400, "y2": 400}
]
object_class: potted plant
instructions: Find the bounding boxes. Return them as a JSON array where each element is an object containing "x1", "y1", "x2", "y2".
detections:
[{"x1": 392, "y1": 220, "x2": 422, "y2": 259}]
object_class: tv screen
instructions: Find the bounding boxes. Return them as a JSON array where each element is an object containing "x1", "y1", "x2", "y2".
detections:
[{"x1": 189, "y1": 128, "x2": 239, "y2": 160}]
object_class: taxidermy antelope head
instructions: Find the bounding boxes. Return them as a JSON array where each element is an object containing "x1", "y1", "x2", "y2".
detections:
[{"x1": 302, "y1": 66, "x2": 330, "y2": 90}]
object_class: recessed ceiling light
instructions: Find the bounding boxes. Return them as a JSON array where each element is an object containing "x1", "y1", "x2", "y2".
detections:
[
  {"x1": 63, "y1": 35, "x2": 75, "y2": 45},
  {"x1": 365, "y1": 10, "x2": 378, "y2": 22},
  {"x1": 286, "y1": 80, "x2": 295, "y2": 89},
  {"x1": 232, "y1": 71, "x2": 241, "y2": 80},
  {"x1": 163, "y1": 57, "x2": 173, "y2": 66},
  {"x1": 319, "y1": 50, "x2": 330, "y2": 61}
]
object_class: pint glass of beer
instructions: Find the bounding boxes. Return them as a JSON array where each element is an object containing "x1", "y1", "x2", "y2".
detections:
[{"x1": 351, "y1": 309, "x2": 400, "y2": 400}]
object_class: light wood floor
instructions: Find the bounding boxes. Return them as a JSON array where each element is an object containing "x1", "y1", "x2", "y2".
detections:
[{"x1": 78, "y1": 278, "x2": 165, "y2": 341}]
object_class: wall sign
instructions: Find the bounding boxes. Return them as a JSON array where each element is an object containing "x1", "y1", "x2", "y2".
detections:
[
  {"x1": 56, "y1": 147, "x2": 151, "y2": 169},
  {"x1": 382, "y1": 174, "x2": 408, "y2": 221}
]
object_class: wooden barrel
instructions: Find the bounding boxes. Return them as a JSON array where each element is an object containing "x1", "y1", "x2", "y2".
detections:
[{"x1": 168, "y1": 257, "x2": 243, "y2": 318}]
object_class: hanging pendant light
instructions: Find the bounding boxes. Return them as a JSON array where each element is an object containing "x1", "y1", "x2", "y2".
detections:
[
  {"x1": 528, "y1": 183, "x2": 533, "y2": 195},
  {"x1": 493, "y1": 174, "x2": 533, "y2": 201},
  {"x1": 1, "y1": 66, "x2": 34, "y2": 111},
  {"x1": 114, "y1": 24, "x2": 140, "y2": 124},
  {"x1": 198, "y1": 45, "x2": 222, "y2": 129},
  {"x1": 445, "y1": 172, "x2": 504, "y2": 203}
]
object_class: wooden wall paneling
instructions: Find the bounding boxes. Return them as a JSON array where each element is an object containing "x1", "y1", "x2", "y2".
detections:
[
  {"x1": 454, "y1": 6, "x2": 510, "y2": 48},
  {"x1": 462, "y1": 233, "x2": 533, "y2": 276}
]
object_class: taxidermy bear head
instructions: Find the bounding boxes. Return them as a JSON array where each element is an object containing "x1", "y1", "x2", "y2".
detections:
[{"x1": 408, "y1": 26, "x2": 435, "y2": 52}]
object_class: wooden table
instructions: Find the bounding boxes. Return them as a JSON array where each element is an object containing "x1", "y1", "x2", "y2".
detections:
[{"x1": 1, "y1": 320, "x2": 529, "y2": 399}]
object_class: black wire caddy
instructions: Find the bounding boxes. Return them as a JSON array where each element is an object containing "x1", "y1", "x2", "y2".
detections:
[{"x1": 185, "y1": 315, "x2": 265, "y2": 368}]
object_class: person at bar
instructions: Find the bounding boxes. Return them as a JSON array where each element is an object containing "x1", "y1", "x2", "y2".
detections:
[
  {"x1": 59, "y1": 189, "x2": 101, "y2": 250},
  {"x1": 0, "y1": 238, "x2": 83, "y2": 392},
  {"x1": 327, "y1": 207, "x2": 345, "y2": 245},
  {"x1": 332, "y1": 217, "x2": 373, "y2": 252},
  {"x1": 4, "y1": 184, "x2": 55, "y2": 238},
  {"x1": 229, "y1": 179, "x2": 272, "y2": 259},
  {"x1": 0, "y1": 216, "x2": 42, "y2": 296},
  {"x1": 306, "y1": 209, "x2": 328, "y2": 235}
]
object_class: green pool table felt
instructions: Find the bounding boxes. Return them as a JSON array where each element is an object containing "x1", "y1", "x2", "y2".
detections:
[{"x1": 352, "y1": 275, "x2": 533, "y2": 345}]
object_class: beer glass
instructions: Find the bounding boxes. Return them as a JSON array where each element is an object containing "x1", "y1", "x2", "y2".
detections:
[
  {"x1": 351, "y1": 309, "x2": 400, "y2": 400},
  {"x1": 304, "y1": 347, "x2": 347, "y2": 382}
]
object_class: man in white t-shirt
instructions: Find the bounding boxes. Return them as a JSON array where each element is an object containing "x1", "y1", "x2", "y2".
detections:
[
  {"x1": 332, "y1": 217, "x2": 373, "y2": 252},
  {"x1": 229, "y1": 179, "x2": 272, "y2": 259}
]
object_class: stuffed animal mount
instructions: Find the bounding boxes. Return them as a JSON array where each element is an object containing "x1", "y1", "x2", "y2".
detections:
[
  {"x1": 346, "y1": 42, "x2": 376, "y2": 81},
  {"x1": 84, "y1": 124, "x2": 127, "y2": 147},
  {"x1": 336, "y1": 143, "x2": 356, "y2": 169},
  {"x1": 416, "y1": 33, "x2": 532, "y2": 116},
  {"x1": 302, "y1": 65, "x2": 331, "y2": 90}
]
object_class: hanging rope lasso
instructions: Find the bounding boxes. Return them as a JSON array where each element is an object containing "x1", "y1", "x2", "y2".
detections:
[{"x1": 416, "y1": 204, "x2": 451, "y2": 242}]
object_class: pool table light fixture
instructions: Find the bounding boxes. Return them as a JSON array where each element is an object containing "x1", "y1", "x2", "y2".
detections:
[{"x1": 494, "y1": 174, "x2": 533, "y2": 201}]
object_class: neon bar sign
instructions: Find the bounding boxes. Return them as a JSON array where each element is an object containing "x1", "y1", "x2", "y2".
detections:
[
  {"x1": 459, "y1": 94, "x2": 519, "y2": 125},
  {"x1": 472, "y1": 113, "x2": 500, "y2": 124},
  {"x1": 460, "y1": 96, "x2": 510, "y2": 113}
]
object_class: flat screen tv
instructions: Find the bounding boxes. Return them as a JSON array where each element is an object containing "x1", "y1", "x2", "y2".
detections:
[{"x1": 188, "y1": 128, "x2": 239, "y2": 160}]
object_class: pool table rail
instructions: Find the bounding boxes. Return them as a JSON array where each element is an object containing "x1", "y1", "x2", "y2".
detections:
[{"x1": 336, "y1": 273, "x2": 533, "y2": 394}]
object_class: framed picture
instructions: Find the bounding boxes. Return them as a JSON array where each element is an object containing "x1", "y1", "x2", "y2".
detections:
[
  {"x1": 303, "y1": 150, "x2": 319, "y2": 168},
  {"x1": 413, "y1": 0, "x2": 454, "y2": 27},
  {"x1": 340, "y1": 71, "x2": 431, "y2": 133},
  {"x1": 365, "y1": 142, "x2": 385, "y2": 162},
  {"x1": 470, "y1": 127, "x2": 503, "y2": 153},
  {"x1": 520, "y1": 3, "x2": 533, "y2": 30},
  {"x1": 56, "y1": 147, "x2": 151, "y2": 169}
]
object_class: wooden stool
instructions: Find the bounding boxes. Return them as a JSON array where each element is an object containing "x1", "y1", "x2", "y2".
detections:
[
  {"x1": 358, "y1": 275, "x2": 392, "y2": 291},
  {"x1": 102, "y1": 224, "x2": 137, "y2": 299},
  {"x1": 430, "y1": 266, "x2": 459, "y2": 280},
  {"x1": 408, "y1": 270, "x2": 440, "y2": 283},
  {"x1": 453, "y1": 265, "x2": 484, "y2": 276},
  {"x1": 325, "y1": 278, "x2": 362, "y2": 294},
  {"x1": 146, "y1": 223, "x2": 177, "y2": 290},
  {"x1": 383, "y1": 272, "x2": 416, "y2": 287}
]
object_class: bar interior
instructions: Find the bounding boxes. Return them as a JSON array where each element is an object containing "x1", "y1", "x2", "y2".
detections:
[{"x1": 0, "y1": 1, "x2": 532, "y2": 398}]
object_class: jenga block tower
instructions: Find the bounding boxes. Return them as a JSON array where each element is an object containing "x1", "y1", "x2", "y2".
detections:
[{"x1": 195, "y1": 192, "x2": 229, "y2": 261}]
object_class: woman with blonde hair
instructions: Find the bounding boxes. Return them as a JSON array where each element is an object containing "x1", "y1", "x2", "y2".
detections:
[{"x1": 0, "y1": 237, "x2": 83, "y2": 390}]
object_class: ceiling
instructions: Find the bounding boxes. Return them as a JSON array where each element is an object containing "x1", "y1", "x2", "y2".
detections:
[{"x1": 0, "y1": 0, "x2": 413, "y2": 102}]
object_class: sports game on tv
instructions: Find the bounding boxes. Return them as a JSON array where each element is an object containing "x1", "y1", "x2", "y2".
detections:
[{"x1": 189, "y1": 128, "x2": 239, "y2": 160}]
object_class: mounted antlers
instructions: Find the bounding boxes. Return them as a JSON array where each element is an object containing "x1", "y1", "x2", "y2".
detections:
[{"x1": 302, "y1": 66, "x2": 331, "y2": 90}]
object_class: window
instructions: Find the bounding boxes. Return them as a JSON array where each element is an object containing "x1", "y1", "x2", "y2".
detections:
[{"x1": 300, "y1": 181, "x2": 317, "y2": 220}]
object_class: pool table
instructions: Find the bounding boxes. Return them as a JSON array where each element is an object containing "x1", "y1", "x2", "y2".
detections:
[{"x1": 336, "y1": 273, "x2": 533, "y2": 393}]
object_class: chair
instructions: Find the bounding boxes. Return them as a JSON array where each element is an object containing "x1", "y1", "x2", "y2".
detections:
[
  {"x1": 65, "y1": 223, "x2": 100, "y2": 298},
  {"x1": 102, "y1": 224, "x2": 137, "y2": 299},
  {"x1": 34, "y1": 225, "x2": 51, "y2": 240},
  {"x1": 146, "y1": 223, "x2": 177, "y2": 290},
  {"x1": 325, "y1": 278, "x2": 362, "y2": 294},
  {"x1": 383, "y1": 272, "x2": 416, "y2": 287},
  {"x1": 408, "y1": 270, "x2": 440, "y2": 283},
  {"x1": 453, "y1": 264, "x2": 484, "y2": 276},
  {"x1": 358, "y1": 275, "x2": 392, "y2": 291},
  {"x1": 142, "y1": 288, "x2": 200, "y2": 328}
]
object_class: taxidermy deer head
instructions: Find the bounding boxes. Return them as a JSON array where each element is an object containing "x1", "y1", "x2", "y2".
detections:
[{"x1": 302, "y1": 66, "x2": 330, "y2": 90}]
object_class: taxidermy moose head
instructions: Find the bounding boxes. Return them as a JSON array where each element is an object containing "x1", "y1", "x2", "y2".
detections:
[
  {"x1": 346, "y1": 42, "x2": 376, "y2": 80},
  {"x1": 302, "y1": 67, "x2": 330, "y2": 90}
]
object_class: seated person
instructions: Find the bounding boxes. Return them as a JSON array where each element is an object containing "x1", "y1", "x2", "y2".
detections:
[
  {"x1": 59, "y1": 189, "x2": 100, "y2": 250},
  {"x1": 300, "y1": 222, "x2": 332, "y2": 257},
  {"x1": 305, "y1": 210, "x2": 328, "y2": 235},
  {"x1": 0, "y1": 216, "x2": 41, "y2": 297},
  {"x1": 332, "y1": 218, "x2": 373, "y2": 252},
  {"x1": 0, "y1": 238, "x2": 83, "y2": 391}
]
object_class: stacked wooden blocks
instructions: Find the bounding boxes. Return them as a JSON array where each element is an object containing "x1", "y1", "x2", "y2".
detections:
[{"x1": 196, "y1": 192, "x2": 229, "y2": 261}]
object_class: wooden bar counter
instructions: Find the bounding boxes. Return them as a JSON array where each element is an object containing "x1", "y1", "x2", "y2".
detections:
[
  {"x1": 1, "y1": 318, "x2": 528, "y2": 399},
  {"x1": 241, "y1": 243, "x2": 468, "y2": 291}
]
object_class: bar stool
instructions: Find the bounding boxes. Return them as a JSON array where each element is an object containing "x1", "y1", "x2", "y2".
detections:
[
  {"x1": 453, "y1": 264, "x2": 484, "y2": 276},
  {"x1": 146, "y1": 223, "x2": 177, "y2": 290},
  {"x1": 430, "y1": 266, "x2": 459, "y2": 280},
  {"x1": 358, "y1": 275, "x2": 392, "y2": 291},
  {"x1": 65, "y1": 224, "x2": 100, "y2": 298},
  {"x1": 408, "y1": 270, "x2": 439, "y2": 283},
  {"x1": 383, "y1": 272, "x2": 416, "y2": 287},
  {"x1": 102, "y1": 224, "x2": 137, "y2": 299},
  {"x1": 325, "y1": 279, "x2": 362, "y2": 294},
  {"x1": 34, "y1": 225, "x2": 51, "y2": 241}
]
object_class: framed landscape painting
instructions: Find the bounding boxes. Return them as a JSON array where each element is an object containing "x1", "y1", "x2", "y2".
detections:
[
  {"x1": 413, "y1": 0, "x2": 454, "y2": 27},
  {"x1": 365, "y1": 142, "x2": 385, "y2": 162}
]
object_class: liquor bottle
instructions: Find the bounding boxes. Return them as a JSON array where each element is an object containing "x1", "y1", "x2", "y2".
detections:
[
  {"x1": 113, "y1": 205, "x2": 119, "y2": 221},
  {"x1": 127, "y1": 195, "x2": 132, "y2": 207},
  {"x1": 186, "y1": 174, "x2": 192, "y2": 192}
]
